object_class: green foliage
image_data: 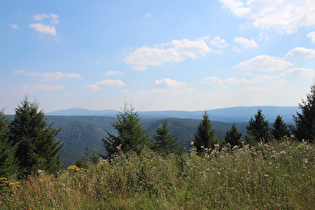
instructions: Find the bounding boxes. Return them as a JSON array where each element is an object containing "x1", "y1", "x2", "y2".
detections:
[
  {"x1": 271, "y1": 115, "x2": 290, "y2": 140},
  {"x1": 9, "y1": 98, "x2": 63, "y2": 177},
  {"x1": 0, "y1": 111, "x2": 17, "y2": 178},
  {"x1": 291, "y1": 83, "x2": 315, "y2": 143},
  {"x1": 102, "y1": 104, "x2": 149, "y2": 158},
  {"x1": 151, "y1": 120, "x2": 181, "y2": 154},
  {"x1": 193, "y1": 111, "x2": 216, "y2": 153},
  {"x1": 244, "y1": 109, "x2": 270, "y2": 145},
  {"x1": 0, "y1": 139, "x2": 314, "y2": 209},
  {"x1": 224, "y1": 123, "x2": 242, "y2": 147}
]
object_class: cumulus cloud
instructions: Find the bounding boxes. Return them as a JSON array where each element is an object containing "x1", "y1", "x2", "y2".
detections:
[
  {"x1": 225, "y1": 75, "x2": 279, "y2": 86},
  {"x1": 234, "y1": 37, "x2": 258, "y2": 48},
  {"x1": 9, "y1": 24, "x2": 20, "y2": 29},
  {"x1": 209, "y1": 36, "x2": 229, "y2": 48},
  {"x1": 30, "y1": 13, "x2": 59, "y2": 36},
  {"x1": 155, "y1": 78, "x2": 186, "y2": 88},
  {"x1": 29, "y1": 23, "x2": 57, "y2": 36},
  {"x1": 285, "y1": 47, "x2": 315, "y2": 59},
  {"x1": 219, "y1": 0, "x2": 315, "y2": 33},
  {"x1": 23, "y1": 84, "x2": 64, "y2": 92},
  {"x1": 124, "y1": 37, "x2": 218, "y2": 70},
  {"x1": 282, "y1": 67, "x2": 315, "y2": 79},
  {"x1": 234, "y1": 55, "x2": 293, "y2": 72},
  {"x1": 86, "y1": 84, "x2": 102, "y2": 91},
  {"x1": 14, "y1": 70, "x2": 82, "y2": 80},
  {"x1": 105, "y1": 71, "x2": 122, "y2": 75},
  {"x1": 96, "y1": 79, "x2": 126, "y2": 87},
  {"x1": 307, "y1": 31, "x2": 315, "y2": 44}
]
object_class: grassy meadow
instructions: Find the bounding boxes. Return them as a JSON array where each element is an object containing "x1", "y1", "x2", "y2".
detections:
[{"x1": 0, "y1": 137, "x2": 314, "y2": 209}]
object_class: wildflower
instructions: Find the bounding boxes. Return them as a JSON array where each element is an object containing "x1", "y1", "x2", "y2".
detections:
[
  {"x1": 217, "y1": 172, "x2": 221, "y2": 176},
  {"x1": 280, "y1": 150, "x2": 286, "y2": 155}
]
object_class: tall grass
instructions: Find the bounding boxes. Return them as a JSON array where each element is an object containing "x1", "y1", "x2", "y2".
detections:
[{"x1": 1, "y1": 137, "x2": 314, "y2": 209}]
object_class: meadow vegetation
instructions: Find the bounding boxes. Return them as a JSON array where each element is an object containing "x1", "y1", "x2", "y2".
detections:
[{"x1": 1, "y1": 136, "x2": 314, "y2": 209}]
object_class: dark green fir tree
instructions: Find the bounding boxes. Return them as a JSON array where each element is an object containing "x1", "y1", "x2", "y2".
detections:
[
  {"x1": 271, "y1": 115, "x2": 290, "y2": 140},
  {"x1": 151, "y1": 120, "x2": 179, "y2": 154},
  {"x1": 244, "y1": 109, "x2": 270, "y2": 145},
  {"x1": 291, "y1": 83, "x2": 315, "y2": 143},
  {"x1": 193, "y1": 111, "x2": 216, "y2": 153},
  {"x1": 9, "y1": 98, "x2": 63, "y2": 177},
  {"x1": 0, "y1": 111, "x2": 17, "y2": 178},
  {"x1": 102, "y1": 103, "x2": 149, "y2": 158},
  {"x1": 224, "y1": 123, "x2": 242, "y2": 147}
]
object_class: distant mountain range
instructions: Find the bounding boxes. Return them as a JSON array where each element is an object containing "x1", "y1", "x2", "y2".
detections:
[{"x1": 47, "y1": 106, "x2": 299, "y2": 123}]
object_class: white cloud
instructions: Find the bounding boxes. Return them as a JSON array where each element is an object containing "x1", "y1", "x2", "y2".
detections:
[
  {"x1": 225, "y1": 75, "x2": 279, "y2": 86},
  {"x1": 285, "y1": 47, "x2": 315, "y2": 59},
  {"x1": 201, "y1": 76, "x2": 223, "y2": 85},
  {"x1": 307, "y1": 31, "x2": 315, "y2": 44},
  {"x1": 29, "y1": 23, "x2": 57, "y2": 36},
  {"x1": 145, "y1": 13, "x2": 152, "y2": 18},
  {"x1": 9, "y1": 24, "x2": 20, "y2": 29},
  {"x1": 14, "y1": 70, "x2": 82, "y2": 80},
  {"x1": 33, "y1": 13, "x2": 59, "y2": 25},
  {"x1": 234, "y1": 37, "x2": 258, "y2": 48},
  {"x1": 282, "y1": 67, "x2": 315, "y2": 79},
  {"x1": 30, "y1": 13, "x2": 59, "y2": 36},
  {"x1": 124, "y1": 37, "x2": 218, "y2": 70},
  {"x1": 23, "y1": 84, "x2": 64, "y2": 92},
  {"x1": 33, "y1": 13, "x2": 49, "y2": 21},
  {"x1": 86, "y1": 84, "x2": 102, "y2": 91},
  {"x1": 219, "y1": 0, "x2": 315, "y2": 33},
  {"x1": 234, "y1": 55, "x2": 293, "y2": 72},
  {"x1": 155, "y1": 78, "x2": 186, "y2": 88},
  {"x1": 96, "y1": 79, "x2": 126, "y2": 87},
  {"x1": 105, "y1": 71, "x2": 122, "y2": 75},
  {"x1": 209, "y1": 36, "x2": 229, "y2": 48},
  {"x1": 132, "y1": 66, "x2": 148, "y2": 71}
]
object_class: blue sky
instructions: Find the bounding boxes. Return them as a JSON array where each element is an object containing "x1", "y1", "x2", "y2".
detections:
[{"x1": 1, "y1": 0, "x2": 315, "y2": 114}]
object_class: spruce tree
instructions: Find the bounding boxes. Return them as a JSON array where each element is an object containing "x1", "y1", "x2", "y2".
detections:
[
  {"x1": 151, "y1": 120, "x2": 178, "y2": 154},
  {"x1": 0, "y1": 111, "x2": 17, "y2": 178},
  {"x1": 291, "y1": 83, "x2": 315, "y2": 142},
  {"x1": 193, "y1": 111, "x2": 216, "y2": 153},
  {"x1": 224, "y1": 123, "x2": 242, "y2": 147},
  {"x1": 102, "y1": 104, "x2": 149, "y2": 158},
  {"x1": 9, "y1": 98, "x2": 63, "y2": 177},
  {"x1": 244, "y1": 109, "x2": 270, "y2": 145},
  {"x1": 271, "y1": 115, "x2": 290, "y2": 140}
]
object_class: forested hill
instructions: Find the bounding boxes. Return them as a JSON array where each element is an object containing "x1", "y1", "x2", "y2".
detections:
[
  {"x1": 47, "y1": 106, "x2": 298, "y2": 123},
  {"x1": 7, "y1": 105, "x2": 298, "y2": 166},
  {"x1": 42, "y1": 116, "x2": 247, "y2": 167}
]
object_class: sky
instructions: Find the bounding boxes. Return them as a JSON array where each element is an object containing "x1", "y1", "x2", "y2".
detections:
[{"x1": 1, "y1": 0, "x2": 315, "y2": 114}]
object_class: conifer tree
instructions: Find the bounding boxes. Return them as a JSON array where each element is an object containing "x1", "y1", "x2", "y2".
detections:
[
  {"x1": 9, "y1": 98, "x2": 63, "y2": 177},
  {"x1": 224, "y1": 123, "x2": 242, "y2": 147},
  {"x1": 0, "y1": 111, "x2": 17, "y2": 178},
  {"x1": 291, "y1": 83, "x2": 315, "y2": 142},
  {"x1": 244, "y1": 109, "x2": 270, "y2": 145},
  {"x1": 102, "y1": 103, "x2": 149, "y2": 158},
  {"x1": 271, "y1": 115, "x2": 290, "y2": 140},
  {"x1": 151, "y1": 120, "x2": 178, "y2": 154},
  {"x1": 193, "y1": 111, "x2": 216, "y2": 153}
]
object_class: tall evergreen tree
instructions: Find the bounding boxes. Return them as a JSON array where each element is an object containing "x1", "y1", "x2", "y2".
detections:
[
  {"x1": 193, "y1": 111, "x2": 216, "y2": 153},
  {"x1": 151, "y1": 120, "x2": 179, "y2": 154},
  {"x1": 244, "y1": 109, "x2": 270, "y2": 145},
  {"x1": 291, "y1": 83, "x2": 315, "y2": 142},
  {"x1": 9, "y1": 98, "x2": 63, "y2": 177},
  {"x1": 271, "y1": 115, "x2": 290, "y2": 140},
  {"x1": 102, "y1": 104, "x2": 149, "y2": 158},
  {"x1": 224, "y1": 123, "x2": 242, "y2": 147},
  {"x1": 0, "y1": 111, "x2": 17, "y2": 178}
]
